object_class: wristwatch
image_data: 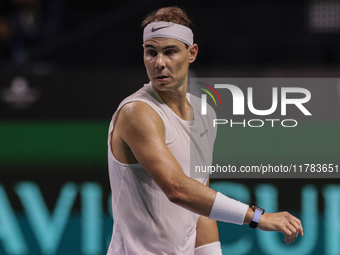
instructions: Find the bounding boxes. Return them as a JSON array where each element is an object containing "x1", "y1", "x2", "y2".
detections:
[{"x1": 249, "y1": 206, "x2": 265, "y2": 229}]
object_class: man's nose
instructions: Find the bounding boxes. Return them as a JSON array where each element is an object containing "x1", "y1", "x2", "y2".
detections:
[{"x1": 155, "y1": 54, "x2": 165, "y2": 69}]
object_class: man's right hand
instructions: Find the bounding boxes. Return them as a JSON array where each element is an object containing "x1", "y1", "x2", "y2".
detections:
[{"x1": 257, "y1": 211, "x2": 304, "y2": 244}]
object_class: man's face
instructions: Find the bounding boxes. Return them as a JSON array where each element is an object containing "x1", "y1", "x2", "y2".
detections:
[{"x1": 143, "y1": 37, "x2": 197, "y2": 92}]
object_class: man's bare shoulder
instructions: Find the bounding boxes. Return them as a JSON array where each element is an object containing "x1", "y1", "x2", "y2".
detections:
[
  {"x1": 115, "y1": 101, "x2": 164, "y2": 137},
  {"x1": 118, "y1": 101, "x2": 161, "y2": 122}
]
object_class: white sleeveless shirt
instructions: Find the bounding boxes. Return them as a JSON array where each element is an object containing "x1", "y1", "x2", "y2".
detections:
[{"x1": 107, "y1": 83, "x2": 217, "y2": 255}]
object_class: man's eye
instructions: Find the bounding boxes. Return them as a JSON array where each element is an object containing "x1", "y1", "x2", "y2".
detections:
[
  {"x1": 148, "y1": 50, "x2": 157, "y2": 56},
  {"x1": 165, "y1": 50, "x2": 175, "y2": 55}
]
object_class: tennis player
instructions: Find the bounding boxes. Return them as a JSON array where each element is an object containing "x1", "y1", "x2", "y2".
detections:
[{"x1": 106, "y1": 7, "x2": 303, "y2": 255}]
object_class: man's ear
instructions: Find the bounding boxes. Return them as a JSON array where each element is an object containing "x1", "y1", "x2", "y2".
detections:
[{"x1": 188, "y1": 44, "x2": 198, "y2": 63}]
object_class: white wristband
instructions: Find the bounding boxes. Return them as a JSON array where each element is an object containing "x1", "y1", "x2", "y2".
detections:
[
  {"x1": 209, "y1": 192, "x2": 249, "y2": 225},
  {"x1": 194, "y1": 241, "x2": 222, "y2": 255}
]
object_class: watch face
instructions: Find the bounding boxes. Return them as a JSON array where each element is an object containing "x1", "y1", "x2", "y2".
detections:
[{"x1": 249, "y1": 206, "x2": 265, "y2": 229}]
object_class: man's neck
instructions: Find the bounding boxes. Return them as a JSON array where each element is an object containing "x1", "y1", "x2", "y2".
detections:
[{"x1": 153, "y1": 82, "x2": 193, "y2": 121}]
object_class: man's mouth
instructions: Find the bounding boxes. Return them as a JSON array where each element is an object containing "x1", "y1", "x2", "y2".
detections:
[
  {"x1": 155, "y1": 75, "x2": 169, "y2": 81},
  {"x1": 156, "y1": 75, "x2": 169, "y2": 78}
]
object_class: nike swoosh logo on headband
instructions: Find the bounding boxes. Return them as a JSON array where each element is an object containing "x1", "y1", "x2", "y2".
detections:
[{"x1": 151, "y1": 25, "x2": 171, "y2": 32}]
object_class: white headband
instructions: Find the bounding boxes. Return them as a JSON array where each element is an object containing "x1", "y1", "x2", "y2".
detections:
[{"x1": 143, "y1": 21, "x2": 194, "y2": 46}]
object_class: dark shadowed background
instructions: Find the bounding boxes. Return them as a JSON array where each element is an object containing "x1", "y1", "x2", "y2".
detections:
[{"x1": 0, "y1": 0, "x2": 340, "y2": 254}]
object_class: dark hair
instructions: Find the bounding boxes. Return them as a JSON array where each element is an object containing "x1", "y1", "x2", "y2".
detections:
[{"x1": 141, "y1": 7, "x2": 195, "y2": 36}]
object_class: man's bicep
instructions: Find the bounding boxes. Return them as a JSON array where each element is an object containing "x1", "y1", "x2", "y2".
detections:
[{"x1": 117, "y1": 102, "x2": 187, "y2": 195}]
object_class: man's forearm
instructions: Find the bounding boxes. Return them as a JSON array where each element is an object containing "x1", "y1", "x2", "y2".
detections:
[
  {"x1": 168, "y1": 176, "x2": 249, "y2": 225},
  {"x1": 167, "y1": 175, "x2": 217, "y2": 216}
]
